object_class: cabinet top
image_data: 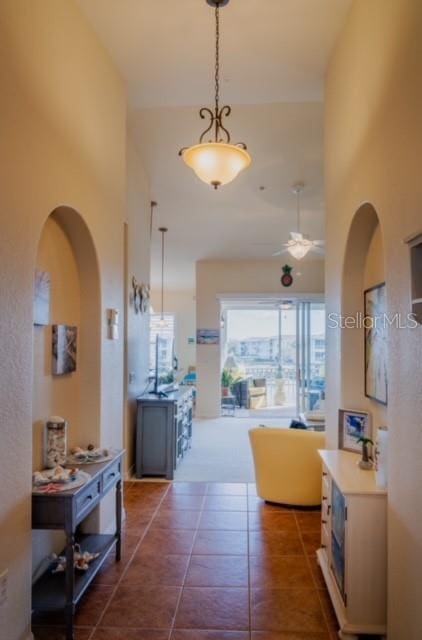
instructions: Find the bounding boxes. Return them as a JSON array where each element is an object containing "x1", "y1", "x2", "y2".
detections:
[
  {"x1": 318, "y1": 449, "x2": 387, "y2": 496},
  {"x1": 137, "y1": 387, "x2": 192, "y2": 404}
]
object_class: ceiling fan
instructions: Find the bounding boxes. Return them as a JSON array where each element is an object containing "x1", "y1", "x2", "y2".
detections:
[{"x1": 272, "y1": 183, "x2": 324, "y2": 260}]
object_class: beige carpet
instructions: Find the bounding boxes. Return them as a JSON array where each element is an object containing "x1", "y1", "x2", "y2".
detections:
[{"x1": 174, "y1": 417, "x2": 290, "y2": 483}]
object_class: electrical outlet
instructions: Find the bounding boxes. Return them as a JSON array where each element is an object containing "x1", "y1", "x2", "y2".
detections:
[{"x1": 0, "y1": 569, "x2": 8, "y2": 607}]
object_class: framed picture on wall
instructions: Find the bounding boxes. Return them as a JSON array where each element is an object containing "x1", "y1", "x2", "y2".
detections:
[
  {"x1": 33, "y1": 269, "x2": 51, "y2": 326},
  {"x1": 196, "y1": 328, "x2": 220, "y2": 345},
  {"x1": 338, "y1": 409, "x2": 371, "y2": 453},
  {"x1": 52, "y1": 324, "x2": 78, "y2": 375},
  {"x1": 364, "y1": 282, "x2": 388, "y2": 405}
]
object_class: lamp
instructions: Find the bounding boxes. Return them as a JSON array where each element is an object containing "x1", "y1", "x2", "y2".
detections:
[
  {"x1": 157, "y1": 227, "x2": 168, "y2": 330},
  {"x1": 286, "y1": 183, "x2": 315, "y2": 260},
  {"x1": 179, "y1": 0, "x2": 251, "y2": 189}
]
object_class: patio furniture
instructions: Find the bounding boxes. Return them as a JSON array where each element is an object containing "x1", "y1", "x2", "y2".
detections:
[
  {"x1": 248, "y1": 378, "x2": 267, "y2": 410},
  {"x1": 248, "y1": 427, "x2": 325, "y2": 506},
  {"x1": 221, "y1": 394, "x2": 236, "y2": 416}
]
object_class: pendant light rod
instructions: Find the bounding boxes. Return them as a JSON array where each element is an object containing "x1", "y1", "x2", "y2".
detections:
[
  {"x1": 150, "y1": 200, "x2": 157, "y2": 239},
  {"x1": 158, "y1": 227, "x2": 167, "y2": 320},
  {"x1": 292, "y1": 182, "x2": 305, "y2": 233}
]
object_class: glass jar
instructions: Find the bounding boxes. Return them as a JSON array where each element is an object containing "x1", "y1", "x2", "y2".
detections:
[{"x1": 44, "y1": 416, "x2": 67, "y2": 468}]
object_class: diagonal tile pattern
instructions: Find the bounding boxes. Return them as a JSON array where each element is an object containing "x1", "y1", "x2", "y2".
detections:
[{"x1": 32, "y1": 480, "x2": 342, "y2": 640}]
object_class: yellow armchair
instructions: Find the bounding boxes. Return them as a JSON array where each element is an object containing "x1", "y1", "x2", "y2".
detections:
[{"x1": 248, "y1": 427, "x2": 326, "y2": 507}]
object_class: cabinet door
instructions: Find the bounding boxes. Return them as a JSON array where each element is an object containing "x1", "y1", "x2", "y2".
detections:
[{"x1": 331, "y1": 480, "x2": 346, "y2": 600}]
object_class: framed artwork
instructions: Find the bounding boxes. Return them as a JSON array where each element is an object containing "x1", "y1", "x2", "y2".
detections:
[
  {"x1": 338, "y1": 409, "x2": 371, "y2": 453},
  {"x1": 364, "y1": 283, "x2": 388, "y2": 404},
  {"x1": 197, "y1": 328, "x2": 220, "y2": 345},
  {"x1": 34, "y1": 269, "x2": 51, "y2": 326},
  {"x1": 52, "y1": 325, "x2": 77, "y2": 375}
]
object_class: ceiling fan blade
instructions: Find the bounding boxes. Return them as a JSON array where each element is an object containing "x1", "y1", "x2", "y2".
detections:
[
  {"x1": 272, "y1": 249, "x2": 286, "y2": 256},
  {"x1": 290, "y1": 231, "x2": 303, "y2": 241},
  {"x1": 311, "y1": 246, "x2": 325, "y2": 255}
]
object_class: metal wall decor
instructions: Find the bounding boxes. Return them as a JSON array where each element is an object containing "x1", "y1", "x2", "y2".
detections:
[
  {"x1": 179, "y1": 0, "x2": 251, "y2": 188},
  {"x1": 132, "y1": 277, "x2": 150, "y2": 315}
]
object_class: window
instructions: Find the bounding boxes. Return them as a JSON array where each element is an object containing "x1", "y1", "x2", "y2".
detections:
[{"x1": 149, "y1": 313, "x2": 175, "y2": 374}]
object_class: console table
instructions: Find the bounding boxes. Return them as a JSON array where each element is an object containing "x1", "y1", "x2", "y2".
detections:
[
  {"x1": 32, "y1": 450, "x2": 124, "y2": 640},
  {"x1": 136, "y1": 387, "x2": 193, "y2": 479}
]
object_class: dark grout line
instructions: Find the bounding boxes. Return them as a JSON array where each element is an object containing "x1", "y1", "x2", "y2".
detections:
[
  {"x1": 168, "y1": 485, "x2": 208, "y2": 638},
  {"x1": 87, "y1": 481, "x2": 172, "y2": 638}
]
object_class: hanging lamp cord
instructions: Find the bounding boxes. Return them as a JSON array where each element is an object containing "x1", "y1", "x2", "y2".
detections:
[
  {"x1": 296, "y1": 188, "x2": 301, "y2": 233},
  {"x1": 161, "y1": 229, "x2": 165, "y2": 320}
]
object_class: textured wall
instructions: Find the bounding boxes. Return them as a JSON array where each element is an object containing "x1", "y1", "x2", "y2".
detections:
[
  {"x1": 0, "y1": 1, "x2": 127, "y2": 638},
  {"x1": 325, "y1": 1, "x2": 422, "y2": 636},
  {"x1": 124, "y1": 139, "x2": 151, "y2": 476}
]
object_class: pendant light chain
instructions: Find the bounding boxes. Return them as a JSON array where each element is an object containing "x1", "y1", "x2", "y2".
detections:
[
  {"x1": 178, "y1": 0, "x2": 251, "y2": 187},
  {"x1": 214, "y1": 2, "x2": 220, "y2": 116}
]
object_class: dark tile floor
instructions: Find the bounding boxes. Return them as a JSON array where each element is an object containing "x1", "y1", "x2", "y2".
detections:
[{"x1": 33, "y1": 481, "x2": 341, "y2": 640}]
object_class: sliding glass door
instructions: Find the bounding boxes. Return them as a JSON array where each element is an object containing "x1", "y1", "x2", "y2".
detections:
[
  {"x1": 223, "y1": 300, "x2": 325, "y2": 418},
  {"x1": 296, "y1": 302, "x2": 325, "y2": 414}
]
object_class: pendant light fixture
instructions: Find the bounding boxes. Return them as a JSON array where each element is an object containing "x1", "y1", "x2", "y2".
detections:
[
  {"x1": 179, "y1": 0, "x2": 251, "y2": 189},
  {"x1": 285, "y1": 183, "x2": 315, "y2": 260},
  {"x1": 157, "y1": 227, "x2": 168, "y2": 330}
]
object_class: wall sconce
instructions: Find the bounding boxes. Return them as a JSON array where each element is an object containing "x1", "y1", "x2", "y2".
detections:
[{"x1": 106, "y1": 308, "x2": 119, "y2": 340}]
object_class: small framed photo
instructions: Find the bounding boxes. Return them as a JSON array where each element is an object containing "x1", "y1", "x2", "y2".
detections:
[
  {"x1": 196, "y1": 328, "x2": 220, "y2": 345},
  {"x1": 338, "y1": 409, "x2": 371, "y2": 453}
]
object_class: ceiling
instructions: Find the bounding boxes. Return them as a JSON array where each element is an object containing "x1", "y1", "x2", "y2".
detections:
[{"x1": 77, "y1": 0, "x2": 352, "y2": 289}]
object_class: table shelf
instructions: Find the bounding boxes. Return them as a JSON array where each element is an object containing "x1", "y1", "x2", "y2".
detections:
[{"x1": 32, "y1": 533, "x2": 116, "y2": 611}]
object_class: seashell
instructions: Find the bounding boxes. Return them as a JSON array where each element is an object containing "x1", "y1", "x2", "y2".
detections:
[
  {"x1": 33, "y1": 471, "x2": 45, "y2": 486},
  {"x1": 87, "y1": 444, "x2": 95, "y2": 451},
  {"x1": 70, "y1": 446, "x2": 83, "y2": 455}
]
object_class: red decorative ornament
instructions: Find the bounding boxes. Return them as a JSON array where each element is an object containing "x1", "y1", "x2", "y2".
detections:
[{"x1": 281, "y1": 264, "x2": 293, "y2": 287}]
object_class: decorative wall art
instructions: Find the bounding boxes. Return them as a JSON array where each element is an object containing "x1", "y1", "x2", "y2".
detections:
[
  {"x1": 52, "y1": 324, "x2": 77, "y2": 375},
  {"x1": 33, "y1": 269, "x2": 51, "y2": 326},
  {"x1": 197, "y1": 329, "x2": 220, "y2": 345},
  {"x1": 338, "y1": 409, "x2": 371, "y2": 453},
  {"x1": 131, "y1": 277, "x2": 150, "y2": 314},
  {"x1": 280, "y1": 264, "x2": 293, "y2": 287},
  {"x1": 364, "y1": 283, "x2": 388, "y2": 404}
]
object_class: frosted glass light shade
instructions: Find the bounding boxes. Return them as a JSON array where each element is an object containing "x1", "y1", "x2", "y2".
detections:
[
  {"x1": 181, "y1": 142, "x2": 251, "y2": 188},
  {"x1": 286, "y1": 239, "x2": 314, "y2": 260}
]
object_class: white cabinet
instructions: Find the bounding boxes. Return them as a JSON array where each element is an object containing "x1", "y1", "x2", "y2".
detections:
[{"x1": 317, "y1": 450, "x2": 387, "y2": 639}]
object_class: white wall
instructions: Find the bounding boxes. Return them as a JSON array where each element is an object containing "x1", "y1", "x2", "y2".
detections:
[
  {"x1": 196, "y1": 259, "x2": 324, "y2": 417},
  {"x1": 325, "y1": 1, "x2": 422, "y2": 636},
  {"x1": 0, "y1": 2, "x2": 149, "y2": 638},
  {"x1": 151, "y1": 290, "x2": 197, "y2": 377}
]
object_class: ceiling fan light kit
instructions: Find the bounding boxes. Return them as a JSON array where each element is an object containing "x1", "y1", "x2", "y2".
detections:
[{"x1": 179, "y1": 0, "x2": 251, "y2": 189}]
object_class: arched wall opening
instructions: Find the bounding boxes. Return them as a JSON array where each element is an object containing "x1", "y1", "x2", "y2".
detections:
[
  {"x1": 340, "y1": 202, "x2": 388, "y2": 435},
  {"x1": 31, "y1": 206, "x2": 101, "y2": 574}
]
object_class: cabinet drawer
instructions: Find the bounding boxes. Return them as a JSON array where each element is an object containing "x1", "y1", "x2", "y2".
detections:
[
  {"x1": 75, "y1": 480, "x2": 101, "y2": 522},
  {"x1": 102, "y1": 460, "x2": 121, "y2": 494}
]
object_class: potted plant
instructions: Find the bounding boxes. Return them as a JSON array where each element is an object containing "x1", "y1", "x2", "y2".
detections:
[
  {"x1": 357, "y1": 436, "x2": 374, "y2": 470},
  {"x1": 221, "y1": 368, "x2": 233, "y2": 397}
]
